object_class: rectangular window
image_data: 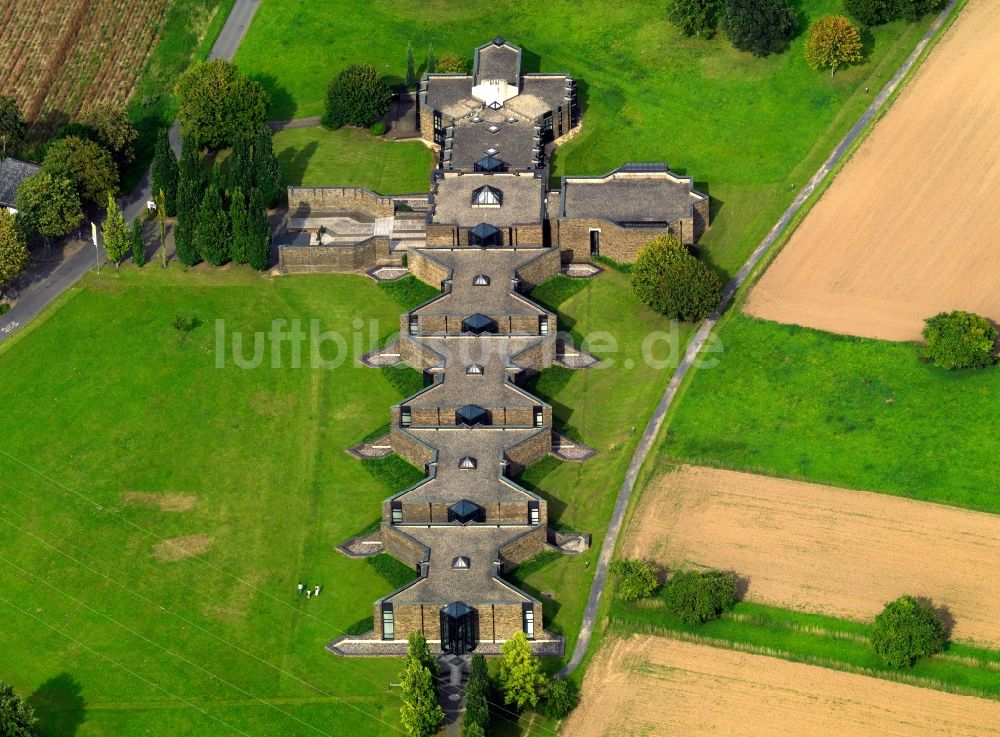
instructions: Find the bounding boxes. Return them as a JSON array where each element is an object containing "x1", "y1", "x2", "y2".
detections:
[
  {"x1": 382, "y1": 605, "x2": 394, "y2": 640},
  {"x1": 529, "y1": 502, "x2": 540, "y2": 526},
  {"x1": 523, "y1": 605, "x2": 534, "y2": 640},
  {"x1": 533, "y1": 406, "x2": 544, "y2": 428},
  {"x1": 408, "y1": 315, "x2": 419, "y2": 336},
  {"x1": 539, "y1": 316, "x2": 548, "y2": 335},
  {"x1": 401, "y1": 407, "x2": 411, "y2": 427},
  {"x1": 391, "y1": 502, "x2": 403, "y2": 524}
]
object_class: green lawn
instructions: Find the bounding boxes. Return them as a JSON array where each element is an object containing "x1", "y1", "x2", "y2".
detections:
[
  {"x1": 273, "y1": 127, "x2": 434, "y2": 193},
  {"x1": 610, "y1": 599, "x2": 1000, "y2": 701},
  {"x1": 235, "y1": 0, "x2": 933, "y2": 275},
  {"x1": 0, "y1": 265, "x2": 690, "y2": 737},
  {"x1": 659, "y1": 314, "x2": 1000, "y2": 512},
  {"x1": 0, "y1": 267, "x2": 421, "y2": 736}
]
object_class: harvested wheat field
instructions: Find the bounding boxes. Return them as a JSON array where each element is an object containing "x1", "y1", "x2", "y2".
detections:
[
  {"x1": 746, "y1": 0, "x2": 1000, "y2": 342},
  {"x1": 625, "y1": 465, "x2": 1000, "y2": 647},
  {"x1": 0, "y1": 0, "x2": 167, "y2": 125},
  {"x1": 564, "y1": 635, "x2": 1000, "y2": 737}
]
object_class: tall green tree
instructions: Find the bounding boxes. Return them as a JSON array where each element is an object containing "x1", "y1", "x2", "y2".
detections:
[
  {"x1": 498, "y1": 631, "x2": 544, "y2": 710},
  {"x1": 195, "y1": 181, "x2": 230, "y2": 266},
  {"x1": 252, "y1": 126, "x2": 282, "y2": 206},
  {"x1": 871, "y1": 595, "x2": 947, "y2": 667},
  {"x1": 174, "y1": 138, "x2": 204, "y2": 266},
  {"x1": 666, "y1": 0, "x2": 723, "y2": 37},
  {"x1": 79, "y1": 101, "x2": 138, "y2": 165},
  {"x1": 0, "y1": 209, "x2": 29, "y2": 295},
  {"x1": 228, "y1": 136, "x2": 253, "y2": 198},
  {"x1": 399, "y1": 659, "x2": 444, "y2": 737},
  {"x1": 405, "y1": 41, "x2": 417, "y2": 88},
  {"x1": 462, "y1": 653, "x2": 491, "y2": 735},
  {"x1": 247, "y1": 187, "x2": 271, "y2": 271},
  {"x1": 426, "y1": 44, "x2": 437, "y2": 74},
  {"x1": 101, "y1": 193, "x2": 130, "y2": 268},
  {"x1": 0, "y1": 681, "x2": 38, "y2": 737},
  {"x1": 228, "y1": 186, "x2": 250, "y2": 264},
  {"x1": 14, "y1": 172, "x2": 83, "y2": 244},
  {"x1": 42, "y1": 136, "x2": 119, "y2": 203},
  {"x1": 0, "y1": 95, "x2": 27, "y2": 156},
  {"x1": 175, "y1": 59, "x2": 269, "y2": 149},
  {"x1": 721, "y1": 0, "x2": 796, "y2": 56},
  {"x1": 322, "y1": 65, "x2": 393, "y2": 129},
  {"x1": 151, "y1": 128, "x2": 179, "y2": 216},
  {"x1": 154, "y1": 187, "x2": 169, "y2": 267},
  {"x1": 131, "y1": 217, "x2": 145, "y2": 267},
  {"x1": 631, "y1": 235, "x2": 722, "y2": 321}
]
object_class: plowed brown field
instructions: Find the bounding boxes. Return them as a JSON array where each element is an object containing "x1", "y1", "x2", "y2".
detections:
[
  {"x1": 746, "y1": 0, "x2": 1000, "y2": 341},
  {"x1": 625, "y1": 466, "x2": 1000, "y2": 647},
  {"x1": 564, "y1": 635, "x2": 1000, "y2": 737}
]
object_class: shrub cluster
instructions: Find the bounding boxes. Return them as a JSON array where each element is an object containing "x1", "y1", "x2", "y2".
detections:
[
  {"x1": 845, "y1": 0, "x2": 944, "y2": 25},
  {"x1": 630, "y1": 236, "x2": 722, "y2": 321},
  {"x1": 609, "y1": 558, "x2": 660, "y2": 601},
  {"x1": 919, "y1": 310, "x2": 997, "y2": 370},
  {"x1": 871, "y1": 595, "x2": 947, "y2": 667},
  {"x1": 666, "y1": 0, "x2": 795, "y2": 55},
  {"x1": 660, "y1": 569, "x2": 738, "y2": 624}
]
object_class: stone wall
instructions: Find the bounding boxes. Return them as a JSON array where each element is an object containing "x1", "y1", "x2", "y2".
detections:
[
  {"x1": 511, "y1": 334, "x2": 556, "y2": 371},
  {"x1": 514, "y1": 248, "x2": 560, "y2": 291},
  {"x1": 555, "y1": 217, "x2": 671, "y2": 263},
  {"x1": 390, "y1": 428, "x2": 435, "y2": 468},
  {"x1": 278, "y1": 237, "x2": 392, "y2": 274},
  {"x1": 499, "y1": 526, "x2": 547, "y2": 564},
  {"x1": 425, "y1": 224, "x2": 545, "y2": 247},
  {"x1": 288, "y1": 186, "x2": 394, "y2": 218},
  {"x1": 407, "y1": 249, "x2": 450, "y2": 289},
  {"x1": 381, "y1": 525, "x2": 427, "y2": 569},
  {"x1": 504, "y1": 429, "x2": 552, "y2": 476},
  {"x1": 399, "y1": 337, "x2": 443, "y2": 369}
]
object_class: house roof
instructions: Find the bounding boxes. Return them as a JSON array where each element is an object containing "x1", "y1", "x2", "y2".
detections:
[
  {"x1": 431, "y1": 172, "x2": 544, "y2": 228},
  {"x1": 446, "y1": 115, "x2": 538, "y2": 171},
  {"x1": 560, "y1": 163, "x2": 708, "y2": 225},
  {"x1": 474, "y1": 37, "x2": 522, "y2": 85},
  {"x1": 0, "y1": 157, "x2": 41, "y2": 207}
]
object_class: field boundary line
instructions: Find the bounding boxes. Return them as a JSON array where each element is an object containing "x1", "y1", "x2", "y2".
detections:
[{"x1": 558, "y1": 0, "x2": 961, "y2": 679}]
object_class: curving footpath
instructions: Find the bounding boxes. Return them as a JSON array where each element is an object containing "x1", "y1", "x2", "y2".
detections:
[{"x1": 557, "y1": 0, "x2": 959, "y2": 679}]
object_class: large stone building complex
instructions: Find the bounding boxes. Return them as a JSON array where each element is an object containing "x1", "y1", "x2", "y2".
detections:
[{"x1": 323, "y1": 38, "x2": 711, "y2": 656}]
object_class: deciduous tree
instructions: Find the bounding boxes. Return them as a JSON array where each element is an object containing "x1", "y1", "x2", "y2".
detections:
[
  {"x1": 919, "y1": 310, "x2": 997, "y2": 370},
  {"x1": 399, "y1": 633, "x2": 444, "y2": 737},
  {"x1": 436, "y1": 52, "x2": 470, "y2": 74},
  {"x1": 79, "y1": 101, "x2": 138, "y2": 165},
  {"x1": 42, "y1": 136, "x2": 119, "y2": 203},
  {"x1": 322, "y1": 65, "x2": 393, "y2": 129},
  {"x1": 176, "y1": 60, "x2": 269, "y2": 149},
  {"x1": 102, "y1": 193, "x2": 130, "y2": 268},
  {"x1": 871, "y1": 595, "x2": 946, "y2": 667},
  {"x1": 498, "y1": 631, "x2": 544, "y2": 710},
  {"x1": 666, "y1": 0, "x2": 723, "y2": 37},
  {"x1": 14, "y1": 172, "x2": 83, "y2": 243},
  {"x1": 0, "y1": 681, "x2": 38, "y2": 737},
  {"x1": 721, "y1": 0, "x2": 797, "y2": 56},
  {"x1": 0, "y1": 209, "x2": 29, "y2": 294},
  {"x1": 609, "y1": 558, "x2": 660, "y2": 601},
  {"x1": 151, "y1": 128, "x2": 179, "y2": 216},
  {"x1": 805, "y1": 15, "x2": 864, "y2": 75},
  {"x1": 631, "y1": 235, "x2": 722, "y2": 321},
  {"x1": 660, "y1": 569, "x2": 738, "y2": 624},
  {"x1": 540, "y1": 677, "x2": 579, "y2": 719}
]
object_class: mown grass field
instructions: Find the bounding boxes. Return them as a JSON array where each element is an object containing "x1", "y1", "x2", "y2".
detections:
[
  {"x1": 235, "y1": 0, "x2": 932, "y2": 275},
  {"x1": 659, "y1": 315, "x2": 1000, "y2": 513},
  {"x1": 272, "y1": 127, "x2": 433, "y2": 193},
  {"x1": 0, "y1": 265, "x2": 687, "y2": 737}
]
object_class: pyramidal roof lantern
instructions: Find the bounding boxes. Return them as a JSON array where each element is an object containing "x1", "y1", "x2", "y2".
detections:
[
  {"x1": 475, "y1": 154, "x2": 505, "y2": 172},
  {"x1": 472, "y1": 274, "x2": 491, "y2": 286},
  {"x1": 472, "y1": 185, "x2": 502, "y2": 207},
  {"x1": 459, "y1": 456, "x2": 477, "y2": 469},
  {"x1": 466, "y1": 363, "x2": 485, "y2": 374},
  {"x1": 452, "y1": 556, "x2": 471, "y2": 570}
]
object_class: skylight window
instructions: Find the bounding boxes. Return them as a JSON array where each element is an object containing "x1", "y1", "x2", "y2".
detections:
[
  {"x1": 488, "y1": 124, "x2": 500, "y2": 134},
  {"x1": 466, "y1": 363, "x2": 485, "y2": 374},
  {"x1": 452, "y1": 556, "x2": 471, "y2": 569},
  {"x1": 488, "y1": 101, "x2": 503, "y2": 110},
  {"x1": 485, "y1": 147, "x2": 498, "y2": 156},
  {"x1": 459, "y1": 456, "x2": 477, "y2": 469},
  {"x1": 471, "y1": 186, "x2": 502, "y2": 207},
  {"x1": 472, "y1": 274, "x2": 491, "y2": 286}
]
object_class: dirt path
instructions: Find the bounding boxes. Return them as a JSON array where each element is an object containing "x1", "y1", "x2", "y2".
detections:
[
  {"x1": 747, "y1": 0, "x2": 1000, "y2": 341},
  {"x1": 626, "y1": 465, "x2": 1000, "y2": 647},
  {"x1": 564, "y1": 635, "x2": 1000, "y2": 737}
]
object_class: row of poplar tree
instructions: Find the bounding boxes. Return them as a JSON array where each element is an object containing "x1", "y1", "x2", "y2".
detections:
[{"x1": 149, "y1": 125, "x2": 281, "y2": 271}]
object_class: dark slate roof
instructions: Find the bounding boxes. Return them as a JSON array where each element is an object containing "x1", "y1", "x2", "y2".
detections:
[
  {"x1": 422, "y1": 74, "x2": 476, "y2": 118},
  {"x1": 432, "y1": 172, "x2": 544, "y2": 229},
  {"x1": 508, "y1": 75, "x2": 573, "y2": 119},
  {"x1": 446, "y1": 117, "x2": 538, "y2": 171},
  {"x1": 560, "y1": 164, "x2": 708, "y2": 224},
  {"x1": 0, "y1": 157, "x2": 41, "y2": 207},
  {"x1": 474, "y1": 37, "x2": 522, "y2": 85}
]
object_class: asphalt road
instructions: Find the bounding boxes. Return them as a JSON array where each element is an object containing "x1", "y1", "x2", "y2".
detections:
[
  {"x1": 0, "y1": 0, "x2": 262, "y2": 344},
  {"x1": 556, "y1": 0, "x2": 958, "y2": 679}
]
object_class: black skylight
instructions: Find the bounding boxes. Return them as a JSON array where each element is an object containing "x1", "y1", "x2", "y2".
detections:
[
  {"x1": 448, "y1": 500, "x2": 484, "y2": 524},
  {"x1": 468, "y1": 223, "x2": 501, "y2": 247},
  {"x1": 461, "y1": 313, "x2": 498, "y2": 335},
  {"x1": 475, "y1": 154, "x2": 506, "y2": 173},
  {"x1": 456, "y1": 404, "x2": 491, "y2": 426}
]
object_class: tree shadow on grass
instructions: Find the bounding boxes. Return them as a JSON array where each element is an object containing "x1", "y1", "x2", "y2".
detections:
[
  {"x1": 250, "y1": 74, "x2": 296, "y2": 121},
  {"x1": 27, "y1": 673, "x2": 86, "y2": 737},
  {"x1": 276, "y1": 140, "x2": 320, "y2": 187}
]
